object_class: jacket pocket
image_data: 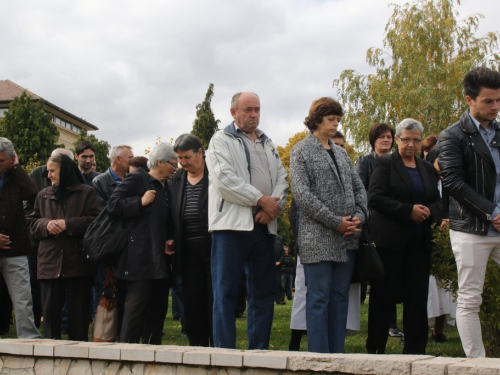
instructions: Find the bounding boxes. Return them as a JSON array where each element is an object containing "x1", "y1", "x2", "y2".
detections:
[{"x1": 219, "y1": 199, "x2": 225, "y2": 212}]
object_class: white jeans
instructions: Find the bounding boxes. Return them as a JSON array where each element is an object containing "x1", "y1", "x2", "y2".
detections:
[
  {"x1": 0, "y1": 256, "x2": 41, "y2": 339},
  {"x1": 450, "y1": 229, "x2": 500, "y2": 358}
]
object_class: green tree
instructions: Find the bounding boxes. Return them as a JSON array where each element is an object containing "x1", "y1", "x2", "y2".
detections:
[
  {"x1": 333, "y1": 0, "x2": 500, "y2": 153},
  {"x1": 191, "y1": 83, "x2": 220, "y2": 149},
  {"x1": 1, "y1": 91, "x2": 60, "y2": 165},
  {"x1": 73, "y1": 130, "x2": 111, "y2": 173}
]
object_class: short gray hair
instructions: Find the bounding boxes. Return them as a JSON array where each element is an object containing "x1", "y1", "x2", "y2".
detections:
[
  {"x1": 51, "y1": 148, "x2": 74, "y2": 161},
  {"x1": 230, "y1": 92, "x2": 260, "y2": 110},
  {"x1": 0, "y1": 137, "x2": 15, "y2": 158},
  {"x1": 110, "y1": 145, "x2": 132, "y2": 164},
  {"x1": 395, "y1": 118, "x2": 424, "y2": 137},
  {"x1": 148, "y1": 142, "x2": 177, "y2": 169}
]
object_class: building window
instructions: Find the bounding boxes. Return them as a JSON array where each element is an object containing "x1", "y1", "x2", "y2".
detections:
[{"x1": 0, "y1": 108, "x2": 8, "y2": 117}]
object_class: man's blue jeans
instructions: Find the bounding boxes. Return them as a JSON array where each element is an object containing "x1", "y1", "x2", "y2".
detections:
[
  {"x1": 211, "y1": 224, "x2": 276, "y2": 349},
  {"x1": 303, "y1": 250, "x2": 356, "y2": 353}
]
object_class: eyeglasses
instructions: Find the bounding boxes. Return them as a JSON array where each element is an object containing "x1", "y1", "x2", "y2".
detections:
[
  {"x1": 166, "y1": 160, "x2": 178, "y2": 169},
  {"x1": 398, "y1": 137, "x2": 422, "y2": 145}
]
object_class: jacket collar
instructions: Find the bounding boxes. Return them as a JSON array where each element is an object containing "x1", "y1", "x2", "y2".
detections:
[
  {"x1": 307, "y1": 133, "x2": 345, "y2": 187},
  {"x1": 392, "y1": 152, "x2": 434, "y2": 204},
  {"x1": 223, "y1": 122, "x2": 270, "y2": 176},
  {"x1": 459, "y1": 110, "x2": 500, "y2": 167}
]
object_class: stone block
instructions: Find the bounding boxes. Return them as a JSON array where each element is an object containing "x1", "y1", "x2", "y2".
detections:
[
  {"x1": 68, "y1": 359, "x2": 92, "y2": 375},
  {"x1": 120, "y1": 344, "x2": 162, "y2": 362},
  {"x1": 448, "y1": 357, "x2": 500, "y2": 374},
  {"x1": 54, "y1": 358, "x2": 73, "y2": 375},
  {"x1": 211, "y1": 349, "x2": 243, "y2": 367},
  {"x1": 34, "y1": 358, "x2": 55, "y2": 374},
  {"x1": 177, "y1": 365, "x2": 208, "y2": 375},
  {"x1": 243, "y1": 351, "x2": 288, "y2": 370},
  {"x1": 104, "y1": 361, "x2": 122, "y2": 375},
  {"x1": 3, "y1": 356, "x2": 35, "y2": 369},
  {"x1": 34, "y1": 340, "x2": 73, "y2": 357},
  {"x1": 286, "y1": 352, "x2": 432, "y2": 374},
  {"x1": 145, "y1": 363, "x2": 174, "y2": 375},
  {"x1": 155, "y1": 346, "x2": 189, "y2": 364},
  {"x1": 91, "y1": 360, "x2": 109, "y2": 375},
  {"x1": 412, "y1": 357, "x2": 468, "y2": 375},
  {"x1": 54, "y1": 343, "x2": 90, "y2": 358},
  {"x1": 183, "y1": 349, "x2": 211, "y2": 366},
  {"x1": 88, "y1": 344, "x2": 121, "y2": 361},
  {"x1": 0, "y1": 340, "x2": 33, "y2": 356}
]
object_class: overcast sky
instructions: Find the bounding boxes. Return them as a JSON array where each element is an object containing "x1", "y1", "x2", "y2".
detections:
[{"x1": 1, "y1": 0, "x2": 498, "y2": 156}]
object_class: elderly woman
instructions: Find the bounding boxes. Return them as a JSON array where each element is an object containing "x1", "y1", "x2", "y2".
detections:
[
  {"x1": 355, "y1": 123, "x2": 403, "y2": 337},
  {"x1": 171, "y1": 134, "x2": 212, "y2": 347},
  {"x1": 366, "y1": 118, "x2": 443, "y2": 355},
  {"x1": 290, "y1": 97, "x2": 367, "y2": 353},
  {"x1": 108, "y1": 142, "x2": 177, "y2": 344},
  {"x1": 27, "y1": 153, "x2": 101, "y2": 341}
]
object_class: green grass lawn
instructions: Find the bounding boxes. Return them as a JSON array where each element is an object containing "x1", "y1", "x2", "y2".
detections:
[{"x1": 3, "y1": 297, "x2": 465, "y2": 357}]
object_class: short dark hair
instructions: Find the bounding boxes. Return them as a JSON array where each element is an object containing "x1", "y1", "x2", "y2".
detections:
[
  {"x1": 419, "y1": 134, "x2": 438, "y2": 159},
  {"x1": 129, "y1": 156, "x2": 148, "y2": 169},
  {"x1": 369, "y1": 123, "x2": 395, "y2": 151},
  {"x1": 304, "y1": 97, "x2": 344, "y2": 131},
  {"x1": 463, "y1": 67, "x2": 500, "y2": 100},
  {"x1": 75, "y1": 141, "x2": 96, "y2": 156},
  {"x1": 174, "y1": 134, "x2": 204, "y2": 156},
  {"x1": 332, "y1": 131, "x2": 344, "y2": 140}
]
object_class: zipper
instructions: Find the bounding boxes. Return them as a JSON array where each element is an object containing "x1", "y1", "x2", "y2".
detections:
[
  {"x1": 464, "y1": 197, "x2": 491, "y2": 221},
  {"x1": 481, "y1": 158, "x2": 485, "y2": 232},
  {"x1": 219, "y1": 199, "x2": 225, "y2": 212}
]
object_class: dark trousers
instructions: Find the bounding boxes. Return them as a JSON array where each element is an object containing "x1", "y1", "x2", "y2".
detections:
[
  {"x1": 40, "y1": 276, "x2": 93, "y2": 341},
  {"x1": 182, "y1": 238, "x2": 212, "y2": 347},
  {"x1": 119, "y1": 278, "x2": 169, "y2": 345},
  {"x1": 275, "y1": 266, "x2": 285, "y2": 303},
  {"x1": 367, "y1": 238, "x2": 430, "y2": 354},
  {"x1": 27, "y1": 251, "x2": 42, "y2": 328}
]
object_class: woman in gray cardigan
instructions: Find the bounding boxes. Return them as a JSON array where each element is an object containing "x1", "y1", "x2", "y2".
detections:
[{"x1": 290, "y1": 97, "x2": 367, "y2": 353}]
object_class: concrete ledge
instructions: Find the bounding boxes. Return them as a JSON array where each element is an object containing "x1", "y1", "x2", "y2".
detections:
[{"x1": 1, "y1": 339, "x2": 500, "y2": 374}]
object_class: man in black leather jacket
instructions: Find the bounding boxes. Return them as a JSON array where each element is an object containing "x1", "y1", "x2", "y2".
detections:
[{"x1": 437, "y1": 67, "x2": 500, "y2": 358}]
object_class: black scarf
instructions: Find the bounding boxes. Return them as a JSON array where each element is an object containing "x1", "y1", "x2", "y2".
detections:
[{"x1": 53, "y1": 154, "x2": 84, "y2": 201}]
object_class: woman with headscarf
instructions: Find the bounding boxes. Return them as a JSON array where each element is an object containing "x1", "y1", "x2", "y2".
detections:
[
  {"x1": 108, "y1": 142, "x2": 177, "y2": 344},
  {"x1": 27, "y1": 153, "x2": 101, "y2": 341}
]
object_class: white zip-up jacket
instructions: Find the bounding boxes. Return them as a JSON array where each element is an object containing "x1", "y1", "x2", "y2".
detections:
[{"x1": 206, "y1": 123, "x2": 288, "y2": 234}]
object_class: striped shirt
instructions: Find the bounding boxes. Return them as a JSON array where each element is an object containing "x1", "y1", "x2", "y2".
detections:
[{"x1": 182, "y1": 178, "x2": 204, "y2": 238}]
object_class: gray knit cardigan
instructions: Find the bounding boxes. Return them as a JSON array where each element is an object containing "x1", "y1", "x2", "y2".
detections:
[{"x1": 290, "y1": 133, "x2": 367, "y2": 264}]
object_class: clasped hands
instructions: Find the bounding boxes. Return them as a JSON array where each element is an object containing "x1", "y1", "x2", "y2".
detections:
[
  {"x1": 47, "y1": 219, "x2": 66, "y2": 236},
  {"x1": 255, "y1": 195, "x2": 282, "y2": 225},
  {"x1": 338, "y1": 216, "x2": 362, "y2": 237},
  {"x1": 410, "y1": 204, "x2": 431, "y2": 223}
]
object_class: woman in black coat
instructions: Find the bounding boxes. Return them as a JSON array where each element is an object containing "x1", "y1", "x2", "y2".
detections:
[
  {"x1": 366, "y1": 118, "x2": 443, "y2": 355},
  {"x1": 107, "y1": 142, "x2": 178, "y2": 344},
  {"x1": 171, "y1": 134, "x2": 212, "y2": 347}
]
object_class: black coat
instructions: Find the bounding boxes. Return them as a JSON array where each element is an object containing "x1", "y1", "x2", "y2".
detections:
[
  {"x1": 355, "y1": 152, "x2": 376, "y2": 191},
  {"x1": 368, "y1": 152, "x2": 442, "y2": 252},
  {"x1": 170, "y1": 165, "x2": 210, "y2": 273},
  {"x1": 438, "y1": 111, "x2": 500, "y2": 235},
  {"x1": 92, "y1": 168, "x2": 119, "y2": 207},
  {"x1": 107, "y1": 168, "x2": 173, "y2": 281},
  {"x1": 0, "y1": 164, "x2": 38, "y2": 258}
]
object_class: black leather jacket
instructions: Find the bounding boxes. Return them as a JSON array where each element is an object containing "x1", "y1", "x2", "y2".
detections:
[
  {"x1": 92, "y1": 168, "x2": 119, "y2": 207},
  {"x1": 437, "y1": 110, "x2": 500, "y2": 235}
]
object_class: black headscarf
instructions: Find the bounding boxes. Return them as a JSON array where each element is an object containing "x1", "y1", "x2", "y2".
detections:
[{"x1": 52, "y1": 154, "x2": 84, "y2": 201}]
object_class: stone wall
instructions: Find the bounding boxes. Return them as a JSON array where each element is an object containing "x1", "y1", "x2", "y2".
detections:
[{"x1": 1, "y1": 339, "x2": 500, "y2": 374}]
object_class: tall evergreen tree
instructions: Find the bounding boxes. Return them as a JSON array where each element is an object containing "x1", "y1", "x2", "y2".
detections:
[
  {"x1": 333, "y1": 0, "x2": 500, "y2": 153},
  {"x1": 73, "y1": 130, "x2": 111, "y2": 173},
  {"x1": 1, "y1": 91, "x2": 59, "y2": 165},
  {"x1": 191, "y1": 83, "x2": 220, "y2": 149}
]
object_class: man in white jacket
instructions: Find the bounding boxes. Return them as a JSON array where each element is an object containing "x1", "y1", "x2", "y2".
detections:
[{"x1": 206, "y1": 92, "x2": 288, "y2": 349}]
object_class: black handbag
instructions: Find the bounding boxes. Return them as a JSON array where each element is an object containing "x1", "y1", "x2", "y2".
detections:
[
  {"x1": 351, "y1": 205, "x2": 385, "y2": 283},
  {"x1": 83, "y1": 171, "x2": 150, "y2": 265},
  {"x1": 83, "y1": 208, "x2": 135, "y2": 265}
]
